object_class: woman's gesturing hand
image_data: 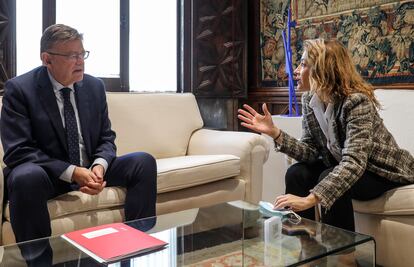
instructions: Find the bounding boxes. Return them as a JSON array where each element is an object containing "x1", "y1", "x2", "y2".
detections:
[
  {"x1": 238, "y1": 103, "x2": 280, "y2": 138},
  {"x1": 273, "y1": 193, "x2": 319, "y2": 212}
]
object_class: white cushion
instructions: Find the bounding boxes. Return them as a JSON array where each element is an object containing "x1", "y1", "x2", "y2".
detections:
[
  {"x1": 107, "y1": 93, "x2": 204, "y2": 158},
  {"x1": 353, "y1": 184, "x2": 414, "y2": 215},
  {"x1": 157, "y1": 155, "x2": 240, "y2": 193}
]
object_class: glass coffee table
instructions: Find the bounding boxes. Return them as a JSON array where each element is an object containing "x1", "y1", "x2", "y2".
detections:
[{"x1": 0, "y1": 201, "x2": 375, "y2": 266}]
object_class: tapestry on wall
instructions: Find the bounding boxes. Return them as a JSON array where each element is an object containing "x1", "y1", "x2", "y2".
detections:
[{"x1": 260, "y1": 0, "x2": 414, "y2": 87}]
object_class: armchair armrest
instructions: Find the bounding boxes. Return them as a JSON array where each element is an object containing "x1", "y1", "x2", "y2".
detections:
[{"x1": 187, "y1": 129, "x2": 270, "y2": 204}]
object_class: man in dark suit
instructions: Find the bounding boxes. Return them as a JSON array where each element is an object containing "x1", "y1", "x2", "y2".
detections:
[{"x1": 0, "y1": 24, "x2": 157, "y2": 245}]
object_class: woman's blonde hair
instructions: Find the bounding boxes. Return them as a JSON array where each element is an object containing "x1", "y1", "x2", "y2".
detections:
[{"x1": 303, "y1": 38, "x2": 379, "y2": 107}]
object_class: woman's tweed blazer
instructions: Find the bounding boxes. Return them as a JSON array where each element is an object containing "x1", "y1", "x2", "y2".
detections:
[{"x1": 276, "y1": 91, "x2": 414, "y2": 209}]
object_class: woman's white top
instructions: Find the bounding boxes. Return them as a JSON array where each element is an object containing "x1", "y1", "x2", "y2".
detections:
[{"x1": 309, "y1": 94, "x2": 342, "y2": 162}]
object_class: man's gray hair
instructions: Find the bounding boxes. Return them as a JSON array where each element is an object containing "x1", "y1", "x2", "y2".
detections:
[{"x1": 40, "y1": 24, "x2": 83, "y2": 53}]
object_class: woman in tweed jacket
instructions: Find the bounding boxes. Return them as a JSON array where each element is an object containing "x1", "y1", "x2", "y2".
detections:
[{"x1": 238, "y1": 39, "x2": 414, "y2": 231}]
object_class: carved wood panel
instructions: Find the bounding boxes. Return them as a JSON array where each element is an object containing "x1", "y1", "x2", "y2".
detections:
[
  {"x1": 0, "y1": 0, "x2": 15, "y2": 95},
  {"x1": 192, "y1": 0, "x2": 247, "y2": 98}
]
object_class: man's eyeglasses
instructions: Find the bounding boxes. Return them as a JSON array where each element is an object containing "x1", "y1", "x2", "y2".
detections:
[{"x1": 47, "y1": 51, "x2": 90, "y2": 60}]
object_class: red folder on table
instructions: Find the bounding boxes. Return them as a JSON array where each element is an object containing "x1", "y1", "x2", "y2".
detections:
[{"x1": 62, "y1": 222, "x2": 167, "y2": 263}]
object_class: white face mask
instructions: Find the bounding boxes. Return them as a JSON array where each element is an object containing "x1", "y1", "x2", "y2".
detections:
[{"x1": 259, "y1": 201, "x2": 302, "y2": 224}]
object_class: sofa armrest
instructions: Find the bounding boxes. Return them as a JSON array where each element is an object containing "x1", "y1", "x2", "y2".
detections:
[{"x1": 187, "y1": 129, "x2": 270, "y2": 204}]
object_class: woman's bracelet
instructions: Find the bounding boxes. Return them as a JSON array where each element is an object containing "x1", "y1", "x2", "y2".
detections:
[{"x1": 274, "y1": 130, "x2": 282, "y2": 140}]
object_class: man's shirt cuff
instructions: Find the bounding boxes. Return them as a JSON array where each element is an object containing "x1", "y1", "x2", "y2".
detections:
[
  {"x1": 59, "y1": 165, "x2": 75, "y2": 183},
  {"x1": 91, "y1": 158, "x2": 108, "y2": 175}
]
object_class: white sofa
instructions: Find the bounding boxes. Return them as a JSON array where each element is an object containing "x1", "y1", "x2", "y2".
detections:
[
  {"x1": 0, "y1": 92, "x2": 269, "y2": 245},
  {"x1": 267, "y1": 89, "x2": 414, "y2": 267}
]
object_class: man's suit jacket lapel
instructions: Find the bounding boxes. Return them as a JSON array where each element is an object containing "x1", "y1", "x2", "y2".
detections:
[
  {"x1": 74, "y1": 82, "x2": 92, "y2": 157},
  {"x1": 37, "y1": 68, "x2": 68, "y2": 153}
]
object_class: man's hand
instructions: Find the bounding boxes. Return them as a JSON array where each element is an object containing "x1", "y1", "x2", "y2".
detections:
[
  {"x1": 91, "y1": 164, "x2": 105, "y2": 184},
  {"x1": 273, "y1": 193, "x2": 319, "y2": 212},
  {"x1": 72, "y1": 167, "x2": 106, "y2": 195}
]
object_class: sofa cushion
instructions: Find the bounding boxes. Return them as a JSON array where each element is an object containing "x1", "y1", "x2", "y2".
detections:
[
  {"x1": 4, "y1": 155, "x2": 240, "y2": 221},
  {"x1": 157, "y1": 155, "x2": 240, "y2": 193},
  {"x1": 106, "y1": 93, "x2": 204, "y2": 159},
  {"x1": 353, "y1": 184, "x2": 414, "y2": 215}
]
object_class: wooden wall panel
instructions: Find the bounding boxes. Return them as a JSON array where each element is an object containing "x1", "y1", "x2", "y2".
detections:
[
  {"x1": 189, "y1": 0, "x2": 248, "y2": 131},
  {"x1": 192, "y1": 0, "x2": 247, "y2": 98}
]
